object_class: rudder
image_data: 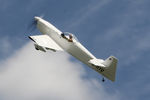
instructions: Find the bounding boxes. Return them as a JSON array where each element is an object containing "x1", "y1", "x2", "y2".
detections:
[{"x1": 102, "y1": 56, "x2": 118, "y2": 82}]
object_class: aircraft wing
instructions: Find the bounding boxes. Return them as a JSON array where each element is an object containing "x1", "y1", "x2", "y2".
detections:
[{"x1": 28, "y1": 35, "x2": 63, "y2": 52}]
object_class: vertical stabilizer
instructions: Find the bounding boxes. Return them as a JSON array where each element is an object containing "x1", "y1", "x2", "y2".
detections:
[{"x1": 102, "y1": 56, "x2": 118, "y2": 82}]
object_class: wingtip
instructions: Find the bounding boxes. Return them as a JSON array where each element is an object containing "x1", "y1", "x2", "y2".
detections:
[{"x1": 28, "y1": 36, "x2": 36, "y2": 42}]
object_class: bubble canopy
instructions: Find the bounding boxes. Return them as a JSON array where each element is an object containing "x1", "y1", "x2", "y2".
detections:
[{"x1": 62, "y1": 32, "x2": 79, "y2": 41}]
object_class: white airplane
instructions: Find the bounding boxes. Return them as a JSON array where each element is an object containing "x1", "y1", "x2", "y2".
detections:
[{"x1": 29, "y1": 16, "x2": 118, "y2": 82}]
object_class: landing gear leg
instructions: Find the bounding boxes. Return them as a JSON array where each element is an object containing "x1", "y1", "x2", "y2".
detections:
[
  {"x1": 35, "y1": 47, "x2": 39, "y2": 50},
  {"x1": 102, "y1": 77, "x2": 105, "y2": 82}
]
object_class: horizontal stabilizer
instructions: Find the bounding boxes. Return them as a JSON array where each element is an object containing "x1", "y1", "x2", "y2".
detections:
[{"x1": 88, "y1": 59, "x2": 105, "y2": 67}]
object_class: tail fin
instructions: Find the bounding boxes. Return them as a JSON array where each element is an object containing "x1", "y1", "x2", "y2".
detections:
[{"x1": 102, "y1": 56, "x2": 118, "y2": 82}]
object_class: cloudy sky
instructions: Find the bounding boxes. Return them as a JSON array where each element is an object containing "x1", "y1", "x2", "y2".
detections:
[{"x1": 0, "y1": 0, "x2": 150, "y2": 100}]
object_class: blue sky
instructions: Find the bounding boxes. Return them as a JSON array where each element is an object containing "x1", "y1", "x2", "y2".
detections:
[{"x1": 0, "y1": 0, "x2": 150, "y2": 100}]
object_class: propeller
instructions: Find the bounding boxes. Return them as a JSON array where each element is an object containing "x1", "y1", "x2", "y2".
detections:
[
  {"x1": 27, "y1": 14, "x2": 45, "y2": 33},
  {"x1": 27, "y1": 17, "x2": 38, "y2": 33}
]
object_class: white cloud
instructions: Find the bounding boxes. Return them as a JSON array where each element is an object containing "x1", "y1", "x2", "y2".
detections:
[{"x1": 0, "y1": 42, "x2": 120, "y2": 100}]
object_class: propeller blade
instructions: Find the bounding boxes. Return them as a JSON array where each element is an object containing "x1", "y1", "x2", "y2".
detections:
[
  {"x1": 27, "y1": 18, "x2": 37, "y2": 32},
  {"x1": 27, "y1": 14, "x2": 44, "y2": 33}
]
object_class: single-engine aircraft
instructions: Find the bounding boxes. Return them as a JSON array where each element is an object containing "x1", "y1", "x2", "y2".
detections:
[{"x1": 29, "y1": 17, "x2": 118, "y2": 82}]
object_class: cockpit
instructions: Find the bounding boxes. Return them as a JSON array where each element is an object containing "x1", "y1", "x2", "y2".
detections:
[{"x1": 61, "y1": 32, "x2": 78, "y2": 42}]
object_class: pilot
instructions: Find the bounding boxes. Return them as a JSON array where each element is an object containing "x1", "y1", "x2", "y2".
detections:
[
  {"x1": 61, "y1": 33, "x2": 68, "y2": 40},
  {"x1": 61, "y1": 33, "x2": 65, "y2": 38},
  {"x1": 68, "y1": 34, "x2": 73, "y2": 42}
]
